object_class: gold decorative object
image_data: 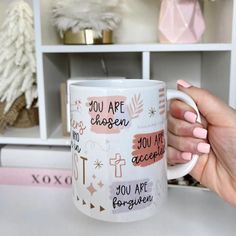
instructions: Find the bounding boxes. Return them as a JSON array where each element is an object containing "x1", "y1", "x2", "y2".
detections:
[{"x1": 63, "y1": 29, "x2": 113, "y2": 45}]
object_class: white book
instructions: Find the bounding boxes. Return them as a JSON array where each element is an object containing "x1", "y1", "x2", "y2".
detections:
[{"x1": 0, "y1": 145, "x2": 72, "y2": 169}]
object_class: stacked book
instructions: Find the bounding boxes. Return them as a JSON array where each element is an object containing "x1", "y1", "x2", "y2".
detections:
[{"x1": 0, "y1": 145, "x2": 72, "y2": 188}]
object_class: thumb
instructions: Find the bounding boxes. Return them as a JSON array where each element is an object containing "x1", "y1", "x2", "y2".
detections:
[{"x1": 176, "y1": 80, "x2": 236, "y2": 126}]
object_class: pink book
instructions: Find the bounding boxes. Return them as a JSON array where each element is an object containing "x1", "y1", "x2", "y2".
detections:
[{"x1": 0, "y1": 167, "x2": 72, "y2": 188}]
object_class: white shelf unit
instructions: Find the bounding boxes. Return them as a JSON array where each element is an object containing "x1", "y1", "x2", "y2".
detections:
[{"x1": 0, "y1": 0, "x2": 236, "y2": 146}]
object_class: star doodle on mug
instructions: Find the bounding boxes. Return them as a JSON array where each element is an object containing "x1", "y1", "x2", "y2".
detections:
[
  {"x1": 97, "y1": 180, "x2": 104, "y2": 188},
  {"x1": 87, "y1": 183, "x2": 97, "y2": 196},
  {"x1": 87, "y1": 174, "x2": 105, "y2": 194}
]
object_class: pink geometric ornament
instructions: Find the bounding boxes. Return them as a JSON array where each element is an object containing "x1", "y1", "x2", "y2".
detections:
[{"x1": 158, "y1": 0, "x2": 205, "y2": 43}]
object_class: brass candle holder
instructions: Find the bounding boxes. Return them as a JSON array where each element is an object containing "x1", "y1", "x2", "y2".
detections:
[{"x1": 63, "y1": 29, "x2": 113, "y2": 45}]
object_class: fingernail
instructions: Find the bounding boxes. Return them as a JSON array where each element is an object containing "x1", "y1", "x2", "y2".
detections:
[
  {"x1": 184, "y1": 111, "x2": 197, "y2": 123},
  {"x1": 197, "y1": 143, "x2": 210, "y2": 154},
  {"x1": 181, "y1": 152, "x2": 192, "y2": 161},
  {"x1": 193, "y1": 127, "x2": 208, "y2": 139},
  {"x1": 177, "y1": 80, "x2": 192, "y2": 88}
]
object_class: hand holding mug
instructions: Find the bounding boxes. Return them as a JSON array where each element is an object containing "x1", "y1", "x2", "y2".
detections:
[{"x1": 168, "y1": 80, "x2": 236, "y2": 206}]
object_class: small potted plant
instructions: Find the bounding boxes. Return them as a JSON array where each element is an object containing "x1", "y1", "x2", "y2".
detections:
[{"x1": 51, "y1": 0, "x2": 121, "y2": 45}]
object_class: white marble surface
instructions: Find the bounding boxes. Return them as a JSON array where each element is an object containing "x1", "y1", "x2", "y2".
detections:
[{"x1": 0, "y1": 185, "x2": 235, "y2": 236}]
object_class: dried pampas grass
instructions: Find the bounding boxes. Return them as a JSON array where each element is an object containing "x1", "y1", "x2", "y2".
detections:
[{"x1": 51, "y1": 0, "x2": 121, "y2": 37}]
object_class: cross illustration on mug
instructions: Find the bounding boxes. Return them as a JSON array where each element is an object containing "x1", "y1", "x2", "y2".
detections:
[{"x1": 109, "y1": 153, "x2": 126, "y2": 178}]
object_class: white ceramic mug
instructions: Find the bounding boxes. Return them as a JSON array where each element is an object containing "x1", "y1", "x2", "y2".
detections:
[{"x1": 70, "y1": 79, "x2": 200, "y2": 222}]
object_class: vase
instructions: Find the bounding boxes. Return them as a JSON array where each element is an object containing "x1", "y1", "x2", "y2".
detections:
[{"x1": 158, "y1": 0, "x2": 205, "y2": 43}]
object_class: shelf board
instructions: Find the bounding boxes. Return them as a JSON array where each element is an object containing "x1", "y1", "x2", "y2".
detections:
[
  {"x1": 41, "y1": 43, "x2": 232, "y2": 53},
  {"x1": 47, "y1": 124, "x2": 70, "y2": 146},
  {"x1": 0, "y1": 126, "x2": 40, "y2": 138},
  {"x1": 0, "y1": 127, "x2": 41, "y2": 145},
  {"x1": 0, "y1": 126, "x2": 70, "y2": 146}
]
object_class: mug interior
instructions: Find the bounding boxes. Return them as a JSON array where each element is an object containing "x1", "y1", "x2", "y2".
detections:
[{"x1": 72, "y1": 79, "x2": 165, "y2": 89}]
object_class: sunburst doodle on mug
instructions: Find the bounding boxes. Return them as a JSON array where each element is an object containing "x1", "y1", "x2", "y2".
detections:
[
  {"x1": 148, "y1": 107, "x2": 156, "y2": 117},
  {"x1": 94, "y1": 159, "x2": 103, "y2": 169}
]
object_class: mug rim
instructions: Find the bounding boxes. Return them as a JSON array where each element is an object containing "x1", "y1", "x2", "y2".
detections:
[{"x1": 70, "y1": 79, "x2": 165, "y2": 90}]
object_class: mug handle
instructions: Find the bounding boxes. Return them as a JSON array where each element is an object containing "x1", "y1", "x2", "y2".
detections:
[{"x1": 167, "y1": 89, "x2": 201, "y2": 180}]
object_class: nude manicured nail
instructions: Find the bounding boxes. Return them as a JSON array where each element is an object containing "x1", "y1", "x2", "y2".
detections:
[
  {"x1": 193, "y1": 127, "x2": 207, "y2": 139},
  {"x1": 184, "y1": 111, "x2": 197, "y2": 123},
  {"x1": 181, "y1": 152, "x2": 192, "y2": 161},
  {"x1": 197, "y1": 143, "x2": 210, "y2": 154},
  {"x1": 177, "y1": 80, "x2": 192, "y2": 88}
]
